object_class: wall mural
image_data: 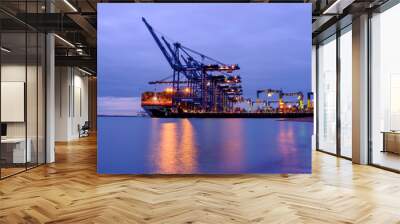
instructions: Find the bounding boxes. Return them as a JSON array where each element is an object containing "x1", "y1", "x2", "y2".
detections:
[{"x1": 97, "y1": 3, "x2": 313, "y2": 174}]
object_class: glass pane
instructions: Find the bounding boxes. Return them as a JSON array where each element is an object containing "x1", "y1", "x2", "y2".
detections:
[
  {"x1": 25, "y1": 0, "x2": 38, "y2": 169},
  {"x1": 371, "y1": 4, "x2": 400, "y2": 171},
  {"x1": 340, "y1": 28, "x2": 352, "y2": 158},
  {"x1": 1, "y1": 31, "x2": 27, "y2": 177},
  {"x1": 27, "y1": 31, "x2": 38, "y2": 169},
  {"x1": 0, "y1": 1, "x2": 46, "y2": 178},
  {"x1": 38, "y1": 32, "x2": 45, "y2": 165},
  {"x1": 317, "y1": 36, "x2": 337, "y2": 154}
]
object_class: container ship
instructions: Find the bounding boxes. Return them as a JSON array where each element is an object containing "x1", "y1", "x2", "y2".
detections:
[
  {"x1": 140, "y1": 17, "x2": 313, "y2": 118},
  {"x1": 141, "y1": 89, "x2": 313, "y2": 118}
]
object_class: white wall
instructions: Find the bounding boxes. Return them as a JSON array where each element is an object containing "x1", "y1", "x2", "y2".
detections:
[
  {"x1": 1, "y1": 65, "x2": 39, "y2": 138},
  {"x1": 55, "y1": 66, "x2": 69, "y2": 141},
  {"x1": 1, "y1": 82, "x2": 25, "y2": 122},
  {"x1": 1, "y1": 65, "x2": 26, "y2": 143},
  {"x1": 71, "y1": 72, "x2": 89, "y2": 138},
  {"x1": 1, "y1": 65, "x2": 26, "y2": 131},
  {"x1": 55, "y1": 67, "x2": 89, "y2": 141},
  {"x1": 1, "y1": 63, "x2": 46, "y2": 164}
]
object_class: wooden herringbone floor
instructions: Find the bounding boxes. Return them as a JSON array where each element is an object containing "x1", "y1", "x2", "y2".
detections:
[{"x1": 1, "y1": 135, "x2": 400, "y2": 224}]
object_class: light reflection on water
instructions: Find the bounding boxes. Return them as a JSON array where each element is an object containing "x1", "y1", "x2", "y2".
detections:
[
  {"x1": 152, "y1": 119, "x2": 198, "y2": 173},
  {"x1": 98, "y1": 117, "x2": 312, "y2": 174},
  {"x1": 278, "y1": 121, "x2": 298, "y2": 168},
  {"x1": 220, "y1": 119, "x2": 244, "y2": 172}
]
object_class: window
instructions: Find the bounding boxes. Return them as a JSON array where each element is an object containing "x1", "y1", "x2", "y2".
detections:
[
  {"x1": 317, "y1": 35, "x2": 337, "y2": 154},
  {"x1": 339, "y1": 26, "x2": 352, "y2": 158},
  {"x1": 0, "y1": 1, "x2": 46, "y2": 179},
  {"x1": 370, "y1": 3, "x2": 400, "y2": 171}
]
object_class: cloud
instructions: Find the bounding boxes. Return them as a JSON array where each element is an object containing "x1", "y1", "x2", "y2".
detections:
[
  {"x1": 98, "y1": 96, "x2": 142, "y2": 116},
  {"x1": 98, "y1": 4, "x2": 312, "y2": 98}
]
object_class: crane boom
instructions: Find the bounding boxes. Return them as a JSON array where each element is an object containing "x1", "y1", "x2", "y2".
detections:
[
  {"x1": 141, "y1": 17, "x2": 242, "y2": 112},
  {"x1": 256, "y1": 89, "x2": 282, "y2": 99},
  {"x1": 149, "y1": 81, "x2": 188, "y2": 84},
  {"x1": 142, "y1": 17, "x2": 176, "y2": 70}
]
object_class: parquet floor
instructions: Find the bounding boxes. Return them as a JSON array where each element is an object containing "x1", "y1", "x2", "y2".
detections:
[{"x1": 1, "y1": 134, "x2": 400, "y2": 223}]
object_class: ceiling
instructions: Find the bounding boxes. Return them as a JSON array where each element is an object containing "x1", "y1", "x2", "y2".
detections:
[{"x1": 0, "y1": 0, "x2": 392, "y2": 75}]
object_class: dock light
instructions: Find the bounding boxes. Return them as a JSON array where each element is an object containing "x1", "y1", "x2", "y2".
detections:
[
  {"x1": 267, "y1": 93, "x2": 272, "y2": 97},
  {"x1": 152, "y1": 96, "x2": 158, "y2": 101},
  {"x1": 184, "y1": 87, "x2": 191, "y2": 93},
  {"x1": 165, "y1": 87, "x2": 173, "y2": 93}
]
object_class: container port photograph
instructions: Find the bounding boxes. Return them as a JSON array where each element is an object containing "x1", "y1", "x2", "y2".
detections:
[{"x1": 97, "y1": 3, "x2": 313, "y2": 174}]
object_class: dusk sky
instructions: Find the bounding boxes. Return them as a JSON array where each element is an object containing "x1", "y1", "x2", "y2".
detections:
[{"x1": 98, "y1": 3, "x2": 311, "y2": 115}]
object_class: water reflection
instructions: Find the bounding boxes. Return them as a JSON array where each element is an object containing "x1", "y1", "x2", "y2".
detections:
[
  {"x1": 99, "y1": 117, "x2": 312, "y2": 174},
  {"x1": 221, "y1": 119, "x2": 244, "y2": 172},
  {"x1": 277, "y1": 122, "x2": 299, "y2": 168},
  {"x1": 178, "y1": 119, "x2": 198, "y2": 173},
  {"x1": 157, "y1": 122, "x2": 178, "y2": 173},
  {"x1": 152, "y1": 119, "x2": 197, "y2": 173}
]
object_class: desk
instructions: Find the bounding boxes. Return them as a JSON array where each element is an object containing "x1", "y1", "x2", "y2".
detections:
[
  {"x1": 1, "y1": 138, "x2": 31, "y2": 163},
  {"x1": 382, "y1": 131, "x2": 400, "y2": 154}
]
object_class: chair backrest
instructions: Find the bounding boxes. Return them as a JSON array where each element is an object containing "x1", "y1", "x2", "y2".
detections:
[{"x1": 82, "y1": 121, "x2": 90, "y2": 129}]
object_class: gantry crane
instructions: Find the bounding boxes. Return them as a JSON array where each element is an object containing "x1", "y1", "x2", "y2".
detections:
[
  {"x1": 256, "y1": 89, "x2": 283, "y2": 110},
  {"x1": 142, "y1": 17, "x2": 242, "y2": 112},
  {"x1": 307, "y1": 92, "x2": 314, "y2": 111},
  {"x1": 256, "y1": 89, "x2": 283, "y2": 99},
  {"x1": 281, "y1": 91, "x2": 304, "y2": 110},
  {"x1": 256, "y1": 89, "x2": 309, "y2": 112}
]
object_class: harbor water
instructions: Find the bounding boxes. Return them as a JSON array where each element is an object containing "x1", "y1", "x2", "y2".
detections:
[{"x1": 98, "y1": 117, "x2": 312, "y2": 174}]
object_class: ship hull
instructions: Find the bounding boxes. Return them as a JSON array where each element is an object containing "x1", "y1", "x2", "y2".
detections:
[
  {"x1": 142, "y1": 105, "x2": 172, "y2": 117},
  {"x1": 142, "y1": 106, "x2": 312, "y2": 118}
]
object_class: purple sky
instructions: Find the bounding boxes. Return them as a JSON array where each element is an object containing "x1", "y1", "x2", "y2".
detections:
[{"x1": 98, "y1": 3, "x2": 311, "y2": 115}]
